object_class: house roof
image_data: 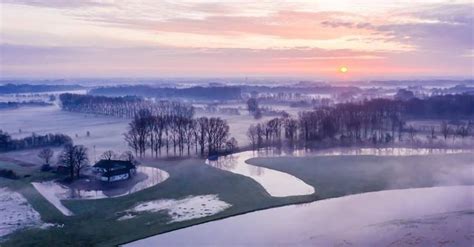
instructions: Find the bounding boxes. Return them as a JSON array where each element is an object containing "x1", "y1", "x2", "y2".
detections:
[
  {"x1": 102, "y1": 168, "x2": 132, "y2": 177},
  {"x1": 93, "y1": 159, "x2": 135, "y2": 170}
]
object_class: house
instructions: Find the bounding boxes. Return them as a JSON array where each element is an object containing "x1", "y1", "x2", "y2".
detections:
[{"x1": 93, "y1": 159, "x2": 136, "y2": 182}]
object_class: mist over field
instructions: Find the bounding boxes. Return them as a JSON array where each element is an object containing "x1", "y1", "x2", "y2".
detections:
[{"x1": 1, "y1": 0, "x2": 473, "y2": 246}]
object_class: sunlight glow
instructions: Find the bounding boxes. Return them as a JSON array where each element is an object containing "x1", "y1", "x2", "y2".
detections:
[{"x1": 339, "y1": 66, "x2": 348, "y2": 73}]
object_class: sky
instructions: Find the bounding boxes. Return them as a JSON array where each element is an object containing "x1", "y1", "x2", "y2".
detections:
[{"x1": 0, "y1": 0, "x2": 473, "y2": 79}]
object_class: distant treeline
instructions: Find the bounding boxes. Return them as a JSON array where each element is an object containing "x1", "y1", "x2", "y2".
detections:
[
  {"x1": 240, "y1": 85, "x2": 361, "y2": 94},
  {"x1": 89, "y1": 85, "x2": 242, "y2": 100},
  {"x1": 0, "y1": 101, "x2": 53, "y2": 110},
  {"x1": 0, "y1": 130, "x2": 72, "y2": 152},
  {"x1": 402, "y1": 94, "x2": 474, "y2": 118},
  {"x1": 59, "y1": 93, "x2": 194, "y2": 118},
  {"x1": 0, "y1": 83, "x2": 84, "y2": 94}
]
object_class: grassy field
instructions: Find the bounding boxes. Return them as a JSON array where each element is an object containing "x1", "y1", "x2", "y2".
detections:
[
  {"x1": 2, "y1": 153, "x2": 473, "y2": 246},
  {"x1": 248, "y1": 153, "x2": 474, "y2": 199},
  {"x1": 0, "y1": 158, "x2": 314, "y2": 247}
]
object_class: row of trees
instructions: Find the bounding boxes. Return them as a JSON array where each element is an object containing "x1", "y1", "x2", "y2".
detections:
[
  {"x1": 59, "y1": 93, "x2": 194, "y2": 119},
  {"x1": 402, "y1": 94, "x2": 474, "y2": 118},
  {"x1": 124, "y1": 109, "x2": 236, "y2": 157},
  {"x1": 0, "y1": 130, "x2": 72, "y2": 152},
  {"x1": 247, "y1": 97, "x2": 473, "y2": 150},
  {"x1": 89, "y1": 85, "x2": 242, "y2": 101},
  {"x1": 247, "y1": 99, "x2": 404, "y2": 149}
]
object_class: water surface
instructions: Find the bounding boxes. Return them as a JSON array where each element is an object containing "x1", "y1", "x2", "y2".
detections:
[
  {"x1": 124, "y1": 186, "x2": 474, "y2": 247},
  {"x1": 207, "y1": 151, "x2": 315, "y2": 197}
]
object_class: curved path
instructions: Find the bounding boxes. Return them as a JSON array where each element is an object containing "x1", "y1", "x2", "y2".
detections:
[
  {"x1": 125, "y1": 186, "x2": 474, "y2": 246},
  {"x1": 206, "y1": 151, "x2": 315, "y2": 197}
]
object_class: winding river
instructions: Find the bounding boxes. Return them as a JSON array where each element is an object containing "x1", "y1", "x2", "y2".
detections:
[{"x1": 206, "y1": 151, "x2": 315, "y2": 197}]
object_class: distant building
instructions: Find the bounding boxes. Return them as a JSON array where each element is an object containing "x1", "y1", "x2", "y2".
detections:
[{"x1": 93, "y1": 159, "x2": 136, "y2": 182}]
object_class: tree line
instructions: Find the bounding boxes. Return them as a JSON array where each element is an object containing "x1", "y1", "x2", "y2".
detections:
[
  {"x1": 247, "y1": 96, "x2": 473, "y2": 150},
  {"x1": 0, "y1": 130, "x2": 72, "y2": 152},
  {"x1": 124, "y1": 109, "x2": 237, "y2": 158},
  {"x1": 59, "y1": 93, "x2": 197, "y2": 119},
  {"x1": 0, "y1": 83, "x2": 83, "y2": 94},
  {"x1": 60, "y1": 93, "x2": 145, "y2": 118},
  {"x1": 402, "y1": 94, "x2": 474, "y2": 118},
  {"x1": 89, "y1": 85, "x2": 242, "y2": 101}
]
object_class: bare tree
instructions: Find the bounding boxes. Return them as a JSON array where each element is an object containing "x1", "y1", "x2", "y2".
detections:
[
  {"x1": 73, "y1": 145, "x2": 89, "y2": 179},
  {"x1": 151, "y1": 116, "x2": 165, "y2": 157},
  {"x1": 120, "y1": 151, "x2": 138, "y2": 165},
  {"x1": 284, "y1": 118, "x2": 298, "y2": 146},
  {"x1": 59, "y1": 144, "x2": 89, "y2": 180},
  {"x1": 124, "y1": 127, "x2": 140, "y2": 157},
  {"x1": 100, "y1": 150, "x2": 116, "y2": 160},
  {"x1": 38, "y1": 148, "x2": 54, "y2": 165},
  {"x1": 247, "y1": 98, "x2": 262, "y2": 119},
  {"x1": 247, "y1": 124, "x2": 258, "y2": 150},
  {"x1": 408, "y1": 125, "x2": 417, "y2": 143},
  {"x1": 196, "y1": 117, "x2": 209, "y2": 156},
  {"x1": 441, "y1": 121, "x2": 450, "y2": 140},
  {"x1": 456, "y1": 124, "x2": 470, "y2": 139},
  {"x1": 206, "y1": 117, "x2": 229, "y2": 155},
  {"x1": 134, "y1": 109, "x2": 152, "y2": 157},
  {"x1": 59, "y1": 144, "x2": 76, "y2": 180},
  {"x1": 247, "y1": 98, "x2": 259, "y2": 113},
  {"x1": 225, "y1": 137, "x2": 239, "y2": 154},
  {"x1": 429, "y1": 126, "x2": 436, "y2": 141}
]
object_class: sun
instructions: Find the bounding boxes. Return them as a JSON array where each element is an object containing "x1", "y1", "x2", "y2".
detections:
[{"x1": 339, "y1": 66, "x2": 348, "y2": 73}]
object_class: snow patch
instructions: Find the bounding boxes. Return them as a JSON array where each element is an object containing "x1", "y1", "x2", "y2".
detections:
[
  {"x1": 0, "y1": 188, "x2": 42, "y2": 237},
  {"x1": 119, "y1": 195, "x2": 231, "y2": 223},
  {"x1": 32, "y1": 181, "x2": 73, "y2": 216}
]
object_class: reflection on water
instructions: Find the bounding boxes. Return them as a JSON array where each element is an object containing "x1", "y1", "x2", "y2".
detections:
[
  {"x1": 124, "y1": 186, "x2": 474, "y2": 247},
  {"x1": 37, "y1": 166, "x2": 169, "y2": 200},
  {"x1": 207, "y1": 151, "x2": 315, "y2": 197}
]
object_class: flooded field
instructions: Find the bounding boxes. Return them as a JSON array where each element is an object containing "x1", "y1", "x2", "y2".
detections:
[
  {"x1": 125, "y1": 186, "x2": 474, "y2": 247},
  {"x1": 32, "y1": 166, "x2": 169, "y2": 215},
  {"x1": 206, "y1": 151, "x2": 315, "y2": 197}
]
